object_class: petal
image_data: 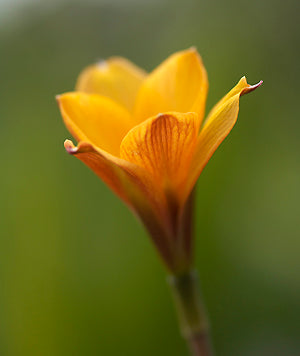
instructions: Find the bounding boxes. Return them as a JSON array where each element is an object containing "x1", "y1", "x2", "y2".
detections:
[
  {"x1": 134, "y1": 48, "x2": 208, "y2": 126},
  {"x1": 185, "y1": 77, "x2": 263, "y2": 199},
  {"x1": 57, "y1": 92, "x2": 134, "y2": 157},
  {"x1": 120, "y1": 112, "x2": 199, "y2": 203},
  {"x1": 64, "y1": 139, "x2": 134, "y2": 204},
  {"x1": 205, "y1": 76, "x2": 263, "y2": 123},
  {"x1": 76, "y1": 57, "x2": 146, "y2": 112},
  {"x1": 64, "y1": 139, "x2": 178, "y2": 271}
]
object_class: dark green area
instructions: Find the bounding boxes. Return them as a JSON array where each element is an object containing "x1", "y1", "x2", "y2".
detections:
[{"x1": 0, "y1": 1, "x2": 299, "y2": 355}]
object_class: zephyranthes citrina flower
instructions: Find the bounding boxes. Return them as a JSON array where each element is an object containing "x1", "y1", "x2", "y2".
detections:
[{"x1": 57, "y1": 48, "x2": 261, "y2": 273}]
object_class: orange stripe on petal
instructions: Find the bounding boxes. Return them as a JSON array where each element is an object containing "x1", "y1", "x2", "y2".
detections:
[
  {"x1": 57, "y1": 92, "x2": 134, "y2": 157},
  {"x1": 76, "y1": 57, "x2": 146, "y2": 113},
  {"x1": 134, "y1": 48, "x2": 208, "y2": 126},
  {"x1": 185, "y1": 77, "x2": 262, "y2": 199},
  {"x1": 120, "y1": 112, "x2": 199, "y2": 203}
]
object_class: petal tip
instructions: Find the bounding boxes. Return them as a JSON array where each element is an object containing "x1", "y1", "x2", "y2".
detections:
[
  {"x1": 64, "y1": 139, "x2": 78, "y2": 154},
  {"x1": 96, "y1": 59, "x2": 108, "y2": 70},
  {"x1": 252, "y1": 80, "x2": 263, "y2": 89},
  {"x1": 242, "y1": 79, "x2": 263, "y2": 96},
  {"x1": 188, "y1": 46, "x2": 197, "y2": 53}
]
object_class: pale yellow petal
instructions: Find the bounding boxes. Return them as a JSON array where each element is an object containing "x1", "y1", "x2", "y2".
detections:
[
  {"x1": 76, "y1": 57, "x2": 146, "y2": 112},
  {"x1": 120, "y1": 112, "x2": 199, "y2": 202},
  {"x1": 134, "y1": 48, "x2": 208, "y2": 126},
  {"x1": 57, "y1": 92, "x2": 134, "y2": 157},
  {"x1": 185, "y1": 78, "x2": 263, "y2": 200}
]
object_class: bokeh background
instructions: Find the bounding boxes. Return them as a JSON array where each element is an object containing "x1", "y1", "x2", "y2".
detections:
[{"x1": 1, "y1": 0, "x2": 299, "y2": 355}]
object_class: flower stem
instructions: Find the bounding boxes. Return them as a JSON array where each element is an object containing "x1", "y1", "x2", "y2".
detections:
[{"x1": 167, "y1": 270, "x2": 213, "y2": 356}]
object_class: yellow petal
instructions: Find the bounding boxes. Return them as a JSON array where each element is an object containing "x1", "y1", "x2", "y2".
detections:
[
  {"x1": 76, "y1": 57, "x2": 146, "y2": 112},
  {"x1": 57, "y1": 92, "x2": 134, "y2": 157},
  {"x1": 64, "y1": 139, "x2": 177, "y2": 271},
  {"x1": 134, "y1": 48, "x2": 208, "y2": 126},
  {"x1": 205, "y1": 76, "x2": 262, "y2": 123},
  {"x1": 186, "y1": 77, "x2": 263, "y2": 199},
  {"x1": 120, "y1": 112, "x2": 199, "y2": 203}
]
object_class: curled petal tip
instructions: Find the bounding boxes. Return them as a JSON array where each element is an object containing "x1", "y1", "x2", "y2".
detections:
[
  {"x1": 64, "y1": 140, "x2": 94, "y2": 154},
  {"x1": 64, "y1": 139, "x2": 78, "y2": 154},
  {"x1": 242, "y1": 80, "x2": 263, "y2": 96},
  {"x1": 55, "y1": 94, "x2": 61, "y2": 102},
  {"x1": 251, "y1": 80, "x2": 263, "y2": 89}
]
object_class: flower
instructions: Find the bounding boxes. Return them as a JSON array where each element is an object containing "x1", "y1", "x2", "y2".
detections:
[{"x1": 57, "y1": 48, "x2": 262, "y2": 273}]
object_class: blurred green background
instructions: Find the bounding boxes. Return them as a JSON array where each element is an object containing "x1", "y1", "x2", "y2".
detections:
[{"x1": 0, "y1": 0, "x2": 299, "y2": 355}]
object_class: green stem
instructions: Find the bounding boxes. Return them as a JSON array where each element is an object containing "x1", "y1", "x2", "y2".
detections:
[{"x1": 167, "y1": 270, "x2": 213, "y2": 356}]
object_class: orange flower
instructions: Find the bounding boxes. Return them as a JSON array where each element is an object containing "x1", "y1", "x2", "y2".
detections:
[{"x1": 57, "y1": 48, "x2": 262, "y2": 273}]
